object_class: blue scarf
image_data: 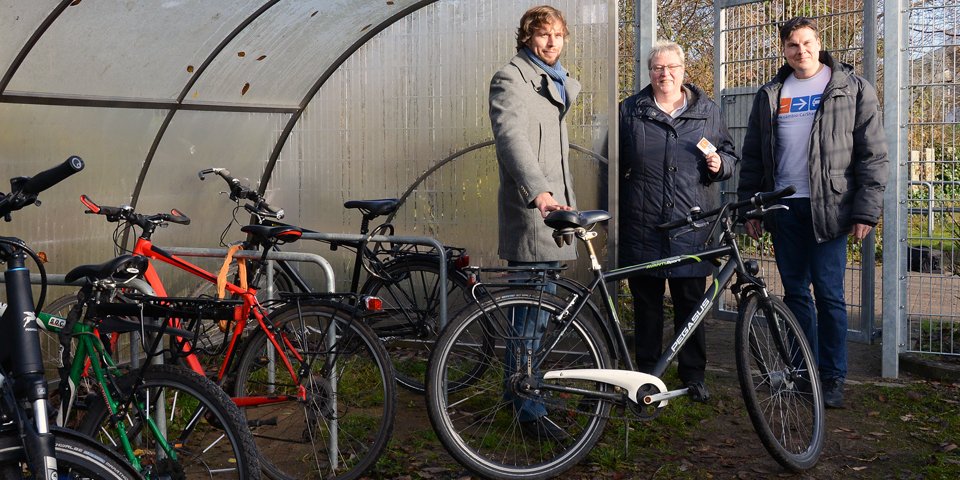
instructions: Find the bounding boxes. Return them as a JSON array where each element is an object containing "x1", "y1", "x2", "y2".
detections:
[{"x1": 524, "y1": 47, "x2": 568, "y2": 107}]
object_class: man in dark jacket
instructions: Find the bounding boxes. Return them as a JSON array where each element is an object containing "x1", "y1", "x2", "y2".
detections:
[
  {"x1": 619, "y1": 40, "x2": 737, "y2": 401},
  {"x1": 738, "y1": 17, "x2": 888, "y2": 408}
]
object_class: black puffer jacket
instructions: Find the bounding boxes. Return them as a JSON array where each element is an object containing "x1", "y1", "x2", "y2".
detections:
[
  {"x1": 618, "y1": 84, "x2": 737, "y2": 277},
  {"x1": 737, "y1": 51, "x2": 888, "y2": 243}
]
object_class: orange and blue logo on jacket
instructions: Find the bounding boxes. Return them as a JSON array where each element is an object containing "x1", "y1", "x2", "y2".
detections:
[{"x1": 778, "y1": 94, "x2": 822, "y2": 115}]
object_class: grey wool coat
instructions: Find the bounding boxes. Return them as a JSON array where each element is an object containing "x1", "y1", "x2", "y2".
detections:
[{"x1": 489, "y1": 49, "x2": 581, "y2": 262}]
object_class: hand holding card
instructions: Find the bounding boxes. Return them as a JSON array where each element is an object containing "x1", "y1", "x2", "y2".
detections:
[{"x1": 696, "y1": 137, "x2": 717, "y2": 155}]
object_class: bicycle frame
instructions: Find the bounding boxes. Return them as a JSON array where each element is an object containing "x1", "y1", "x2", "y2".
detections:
[
  {"x1": 130, "y1": 237, "x2": 309, "y2": 406},
  {"x1": 36, "y1": 313, "x2": 177, "y2": 472},
  {"x1": 475, "y1": 209, "x2": 772, "y2": 408}
]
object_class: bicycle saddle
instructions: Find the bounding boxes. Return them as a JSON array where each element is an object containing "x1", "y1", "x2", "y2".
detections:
[
  {"x1": 241, "y1": 224, "x2": 303, "y2": 244},
  {"x1": 544, "y1": 210, "x2": 611, "y2": 230},
  {"x1": 343, "y1": 198, "x2": 400, "y2": 217},
  {"x1": 64, "y1": 254, "x2": 147, "y2": 283}
]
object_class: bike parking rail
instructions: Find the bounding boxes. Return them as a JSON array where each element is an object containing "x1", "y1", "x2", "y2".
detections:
[{"x1": 159, "y1": 246, "x2": 336, "y2": 296}]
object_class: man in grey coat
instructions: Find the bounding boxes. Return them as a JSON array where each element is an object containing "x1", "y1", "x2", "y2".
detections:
[
  {"x1": 489, "y1": 5, "x2": 579, "y2": 440},
  {"x1": 738, "y1": 17, "x2": 888, "y2": 409}
]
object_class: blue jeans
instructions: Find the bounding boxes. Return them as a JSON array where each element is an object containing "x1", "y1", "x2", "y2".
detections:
[
  {"x1": 503, "y1": 260, "x2": 559, "y2": 422},
  {"x1": 770, "y1": 198, "x2": 848, "y2": 381}
]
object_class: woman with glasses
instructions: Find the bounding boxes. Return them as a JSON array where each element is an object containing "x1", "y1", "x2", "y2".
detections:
[{"x1": 618, "y1": 40, "x2": 738, "y2": 402}]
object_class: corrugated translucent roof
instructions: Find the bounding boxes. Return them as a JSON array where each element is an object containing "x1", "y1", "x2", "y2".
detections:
[
  {"x1": 1, "y1": 0, "x2": 615, "y2": 295},
  {"x1": 3, "y1": 0, "x2": 427, "y2": 107}
]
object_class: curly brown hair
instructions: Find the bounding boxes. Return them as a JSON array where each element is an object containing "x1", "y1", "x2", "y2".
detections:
[{"x1": 515, "y1": 5, "x2": 569, "y2": 52}]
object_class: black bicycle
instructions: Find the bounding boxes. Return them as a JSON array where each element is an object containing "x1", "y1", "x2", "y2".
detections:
[
  {"x1": 197, "y1": 167, "x2": 472, "y2": 392},
  {"x1": 426, "y1": 186, "x2": 825, "y2": 479},
  {"x1": 0, "y1": 157, "x2": 142, "y2": 479}
]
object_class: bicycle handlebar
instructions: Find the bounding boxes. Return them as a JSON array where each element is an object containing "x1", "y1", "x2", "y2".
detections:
[
  {"x1": 80, "y1": 194, "x2": 191, "y2": 228},
  {"x1": 23, "y1": 156, "x2": 85, "y2": 195},
  {"x1": 199, "y1": 167, "x2": 284, "y2": 219},
  {"x1": 655, "y1": 185, "x2": 796, "y2": 231},
  {"x1": 0, "y1": 156, "x2": 85, "y2": 219}
]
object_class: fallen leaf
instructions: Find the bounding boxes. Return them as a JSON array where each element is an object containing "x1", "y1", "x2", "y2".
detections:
[
  {"x1": 238, "y1": 51, "x2": 246, "y2": 57},
  {"x1": 940, "y1": 443, "x2": 958, "y2": 453},
  {"x1": 241, "y1": 83, "x2": 250, "y2": 95},
  {"x1": 186, "y1": 65, "x2": 194, "y2": 73},
  {"x1": 257, "y1": 55, "x2": 267, "y2": 61},
  {"x1": 852, "y1": 466, "x2": 867, "y2": 471}
]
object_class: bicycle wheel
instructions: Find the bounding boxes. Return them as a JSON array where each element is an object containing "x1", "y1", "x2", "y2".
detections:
[
  {"x1": 0, "y1": 427, "x2": 141, "y2": 479},
  {"x1": 360, "y1": 256, "x2": 472, "y2": 392},
  {"x1": 426, "y1": 289, "x2": 612, "y2": 480},
  {"x1": 77, "y1": 364, "x2": 261, "y2": 479},
  {"x1": 736, "y1": 292, "x2": 825, "y2": 471},
  {"x1": 233, "y1": 301, "x2": 396, "y2": 480}
]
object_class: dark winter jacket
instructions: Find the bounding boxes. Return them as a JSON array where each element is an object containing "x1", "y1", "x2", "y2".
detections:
[
  {"x1": 737, "y1": 51, "x2": 888, "y2": 243},
  {"x1": 618, "y1": 84, "x2": 737, "y2": 277}
]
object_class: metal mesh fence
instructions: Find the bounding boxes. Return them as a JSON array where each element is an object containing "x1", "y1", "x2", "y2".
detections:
[{"x1": 904, "y1": 0, "x2": 960, "y2": 356}]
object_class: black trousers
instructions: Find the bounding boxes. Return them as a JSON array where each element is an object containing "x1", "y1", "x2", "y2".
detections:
[{"x1": 628, "y1": 275, "x2": 707, "y2": 383}]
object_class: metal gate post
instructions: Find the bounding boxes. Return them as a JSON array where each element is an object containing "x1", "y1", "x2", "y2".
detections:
[{"x1": 882, "y1": 0, "x2": 909, "y2": 379}]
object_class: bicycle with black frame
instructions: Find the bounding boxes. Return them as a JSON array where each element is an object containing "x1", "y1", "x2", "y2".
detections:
[
  {"x1": 425, "y1": 185, "x2": 825, "y2": 479},
  {"x1": 0, "y1": 157, "x2": 141, "y2": 479},
  {"x1": 196, "y1": 167, "x2": 473, "y2": 392}
]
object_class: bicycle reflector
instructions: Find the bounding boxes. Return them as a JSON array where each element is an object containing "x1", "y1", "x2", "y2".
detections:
[
  {"x1": 455, "y1": 254, "x2": 470, "y2": 270},
  {"x1": 362, "y1": 296, "x2": 383, "y2": 312}
]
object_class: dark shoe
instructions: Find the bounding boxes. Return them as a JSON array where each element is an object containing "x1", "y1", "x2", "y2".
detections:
[
  {"x1": 520, "y1": 416, "x2": 570, "y2": 442},
  {"x1": 823, "y1": 377, "x2": 845, "y2": 409},
  {"x1": 685, "y1": 380, "x2": 711, "y2": 403}
]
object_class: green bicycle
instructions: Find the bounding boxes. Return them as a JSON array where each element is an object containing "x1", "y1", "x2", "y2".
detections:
[{"x1": 39, "y1": 254, "x2": 261, "y2": 479}]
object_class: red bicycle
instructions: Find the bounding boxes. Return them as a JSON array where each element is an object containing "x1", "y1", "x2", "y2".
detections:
[{"x1": 74, "y1": 195, "x2": 397, "y2": 480}]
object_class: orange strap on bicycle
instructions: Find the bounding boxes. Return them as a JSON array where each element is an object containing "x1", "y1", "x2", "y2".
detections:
[{"x1": 216, "y1": 245, "x2": 248, "y2": 299}]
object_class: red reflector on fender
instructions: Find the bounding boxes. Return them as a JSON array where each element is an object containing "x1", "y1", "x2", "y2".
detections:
[{"x1": 364, "y1": 296, "x2": 383, "y2": 312}]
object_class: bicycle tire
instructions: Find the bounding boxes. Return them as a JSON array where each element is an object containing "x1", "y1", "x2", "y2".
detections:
[
  {"x1": 359, "y1": 255, "x2": 473, "y2": 393},
  {"x1": 77, "y1": 364, "x2": 261, "y2": 479},
  {"x1": 736, "y1": 292, "x2": 825, "y2": 471},
  {"x1": 232, "y1": 301, "x2": 397, "y2": 480},
  {"x1": 426, "y1": 289, "x2": 612, "y2": 480},
  {"x1": 0, "y1": 427, "x2": 141, "y2": 480}
]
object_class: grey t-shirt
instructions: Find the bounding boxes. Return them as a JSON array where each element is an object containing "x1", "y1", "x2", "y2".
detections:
[{"x1": 775, "y1": 66, "x2": 831, "y2": 198}]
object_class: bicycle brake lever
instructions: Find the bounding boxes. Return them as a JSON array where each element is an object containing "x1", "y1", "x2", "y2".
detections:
[{"x1": 669, "y1": 220, "x2": 709, "y2": 240}]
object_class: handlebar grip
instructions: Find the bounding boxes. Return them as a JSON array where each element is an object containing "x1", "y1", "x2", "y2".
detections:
[
  {"x1": 165, "y1": 209, "x2": 191, "y2": 225},
  {"x1": 753, "y1": 185, "x2": 797, "y2": 206},
  {"x1": 80, "y1": 194, "x2": 125, "y2": 217},
  {"x1": 22, "y1": 156, "x2": 84, "y2": 195}
]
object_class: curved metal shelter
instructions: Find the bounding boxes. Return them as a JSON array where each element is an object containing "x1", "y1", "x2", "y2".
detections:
[{"x1": 1, "y1": 0, "x2": 616, "y2": 294}]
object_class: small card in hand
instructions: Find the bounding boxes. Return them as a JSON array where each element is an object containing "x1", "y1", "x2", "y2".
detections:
[{"x1": 696, "y1": 137, "x2": 717, "y2": 155}]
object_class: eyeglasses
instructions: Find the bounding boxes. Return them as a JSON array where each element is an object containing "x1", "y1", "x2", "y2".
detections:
[{"x1": 650, "y1": 64, "x2": 684, "y2": 74}]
